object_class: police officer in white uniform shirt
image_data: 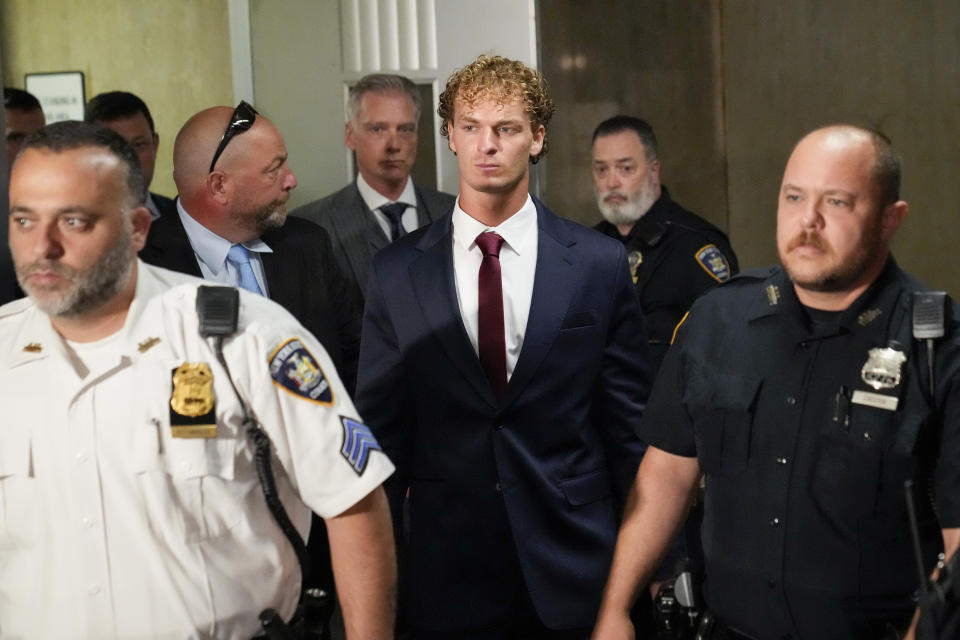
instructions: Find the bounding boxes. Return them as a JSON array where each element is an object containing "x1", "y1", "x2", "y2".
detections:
[{"x1": 0, "y1": 121, "x2": 396, "y2": 639}]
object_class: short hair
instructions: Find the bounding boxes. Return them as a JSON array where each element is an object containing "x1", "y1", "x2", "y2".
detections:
[
  {"x1": 592, "y1": 115, "x2": 658, "y2": 162},
  {"x1": 866, "y1": 129, "x2": 901, "y2": 207},
  {"x1": 85, "y1": 91, "x2": 156, "y2": 134},
  {"x1": 347, "y1": 74, "x2": 422, "y2": 124},
  {"x1": 438, "y1": 55, "x2": 555, "y2": 164},
  {"x1": 800, "y1": 125, "x2": 901, "y2": 207},
  {"x1": 4, "y1": 87, "x2": 42, "y2": 112},
  {"x1": 22, "y1": 121, "x2": 146, "y2": 208}
]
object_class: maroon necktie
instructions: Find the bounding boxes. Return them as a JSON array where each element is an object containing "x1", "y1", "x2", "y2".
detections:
[{"x1": 476, "y1": 232, "x2": 507, "y2": 396}]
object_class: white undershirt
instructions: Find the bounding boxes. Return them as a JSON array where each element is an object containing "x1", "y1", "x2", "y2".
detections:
[{"x1": 451, "y1": 194, "x2": 538, "y2": 381}]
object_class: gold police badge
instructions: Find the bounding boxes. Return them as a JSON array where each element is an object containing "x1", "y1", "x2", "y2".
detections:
[
  {"x1": 170, "y1": 362, "x2": 217, "y2": 437},
  {"x1": 861, "y1": 347, "x2": 907, "y2": 391}
]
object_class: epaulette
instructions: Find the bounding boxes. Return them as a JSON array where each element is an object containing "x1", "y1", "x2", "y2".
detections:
[
  {"x1": 0, "y1": 297, "x2": 33, "y2": 320},
  {"x1": 716, "y1": 265, "x2": 779, "y2": 287}
]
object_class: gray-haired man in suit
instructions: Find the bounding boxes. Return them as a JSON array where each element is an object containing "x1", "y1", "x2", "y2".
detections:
[{"x1": 291, "y1": 74, "x2": 454, "y2": 300}]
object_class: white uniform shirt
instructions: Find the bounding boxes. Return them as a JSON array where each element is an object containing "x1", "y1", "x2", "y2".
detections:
[
  {"x1": 0, "y1": 262, "x2": 393, "y2": 639},
  {"x1": 451, "y1": 194, "x2": 539, "y2": 380}
]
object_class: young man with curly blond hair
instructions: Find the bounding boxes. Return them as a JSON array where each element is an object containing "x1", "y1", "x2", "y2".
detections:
[{"x1": 357, "y1": 55, "x2": 652, "y2": 638}]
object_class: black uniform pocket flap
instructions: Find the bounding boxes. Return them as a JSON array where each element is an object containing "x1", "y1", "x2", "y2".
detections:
[
  {"x1": 559, "y1": 469, "x2": 611, "y2": 506},
  {"x1": 682, "y1": 361, "x2": 762, "y2": 411}
]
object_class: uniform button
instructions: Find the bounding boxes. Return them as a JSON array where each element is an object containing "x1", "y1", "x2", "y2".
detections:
[
  {"x1": 495, "y1": 483, "x2": 503, "y2": 493},
  {"x1": 775, "y1": 457, "x2": 788, "y2": 465},
  {"x1": 75, "y1": 452, "x2": 87, "y2": 463},
  {"x1": 88, "y1": 584, "x2": 101, "y2": 596},
  {"x1": 767, "y1": 578, "x2": 776, "y2": 588},
  {"x1": 81, "y1": 516, "x2": 93, "y2": 528},
  {"x1": 770, "y1": 517, "x2": 781, "y2": 526},
  {"x1": 786, "y1": 396, "x2": 797, "y2": 406}
]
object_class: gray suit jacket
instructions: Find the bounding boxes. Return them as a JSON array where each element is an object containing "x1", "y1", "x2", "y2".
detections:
[{"x1": 291, "y1": 181, "x2": 454, "y2": 299}]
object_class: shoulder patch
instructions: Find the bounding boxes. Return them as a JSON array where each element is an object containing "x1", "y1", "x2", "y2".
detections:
[
  {"x1": 695, "y1": 244, "x2": 731, "y2": 282},
  {"x1": 268, "y1": 338, "x2": 333, "y2": 404},
  {"x1": 340, "y1": 417, "x2": 382, "y2": 475}
]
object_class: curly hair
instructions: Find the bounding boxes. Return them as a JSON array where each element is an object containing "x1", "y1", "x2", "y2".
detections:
[{"x1": 438, "y1": 55, "x2": 555, "y2": 164}]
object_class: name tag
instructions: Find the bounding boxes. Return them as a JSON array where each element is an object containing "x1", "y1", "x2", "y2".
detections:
[{"x1": 851, "y1": 389, "x2": 899, "y2": 411}]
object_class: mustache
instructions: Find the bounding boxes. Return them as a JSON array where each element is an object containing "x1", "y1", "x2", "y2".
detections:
[
  {"x1": 786, "y1": 231, "x2": 829, "y2": 252},
  {"x1": 599, "y1": 190, "x2": 629, "y2": 201},
  {"x1": 18, "y1": 260, "x2": 75, "y2": 278}
]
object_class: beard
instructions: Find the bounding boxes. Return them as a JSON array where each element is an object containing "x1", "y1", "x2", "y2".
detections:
[
  {"x1": 230, "y1": 198, "x2": 288, "y2": 236},
  {"x1": 595, "y1": 179, "x2": 658, "y2": 228},
  {"x1": 780, "y1": 224, "x2": 882, "y2": 293},
  {"x1": 16, "y1": 221, "x2": 135, "y2": 318}
]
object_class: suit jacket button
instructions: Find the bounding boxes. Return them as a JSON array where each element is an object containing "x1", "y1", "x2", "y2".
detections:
[
  {"x1": 495, "y1": 482, "x2": 503, "y2": 493},
  {"x1": 493, "y1": 416, "x2": 504, "y2": 430}
]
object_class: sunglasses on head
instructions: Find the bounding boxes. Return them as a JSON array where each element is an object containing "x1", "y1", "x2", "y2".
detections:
[{"x1": 209, "y1": 100, "x2": 258, "y2": 172}]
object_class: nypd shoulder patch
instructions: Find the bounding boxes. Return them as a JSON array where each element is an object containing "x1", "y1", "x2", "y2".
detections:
[
  {"x1": 268, "y1": 338, "x2": 333, "y2": 405},
  {"x1": 695, "y1": 244, "x2": 731, "y2": 282},
  {"x1": 340, "y1": 417, "x2": 381, "y2": 475}
]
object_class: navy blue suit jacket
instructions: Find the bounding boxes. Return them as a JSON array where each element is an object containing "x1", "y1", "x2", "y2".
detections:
[{"x1": 357, "y1": 197, "x2": 651, "y2": 631}]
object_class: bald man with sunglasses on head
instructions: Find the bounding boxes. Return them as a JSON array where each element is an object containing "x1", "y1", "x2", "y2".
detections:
[{"x1": 139, "y1": 102, "x2": 362, "y2": 395}]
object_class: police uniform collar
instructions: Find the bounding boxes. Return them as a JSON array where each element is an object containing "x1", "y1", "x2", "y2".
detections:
[
  {"x1": 617, "y1": 187, "x2": 673, "y2": 247},
  {"x1": 746, "y1": 257, "x2": 902, "y2": 337}
]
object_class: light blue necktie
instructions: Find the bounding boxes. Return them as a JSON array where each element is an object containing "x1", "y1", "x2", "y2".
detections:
[{"x1": 226, "y1": 244, "x2": 264, "y2": 296}]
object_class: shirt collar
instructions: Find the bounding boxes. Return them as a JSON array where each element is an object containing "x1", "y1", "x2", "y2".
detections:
[
  {"x1": 5, "y1": 259, "x2": 173, "y2": 375},
  {"x1": 452, "y1": 194, "x2": 537, "y2": 256},
  {"x1": 145, "y1": 193, "x2": 162, "y2": 221},
  {"x1": 356, "y1": 173, "x2": 416, "y2": 212},
  {"x1": 747, "y1": 257, "x2": 903, "y2": 337},
  {"x1": 177, "y1": 199, "x2": 272, "y2": 276}
]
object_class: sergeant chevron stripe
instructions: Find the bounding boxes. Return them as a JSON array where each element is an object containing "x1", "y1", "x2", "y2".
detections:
[{"x1": 340, "y1": 417, "x2": 381, "y2": 475}]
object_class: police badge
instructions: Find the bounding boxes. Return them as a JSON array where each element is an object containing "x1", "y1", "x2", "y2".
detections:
[
  {"x1": 860, "y1": 347, "x2": 907, "y2": 391},
  {"x1": 627, "y1": 251, "x2": 642, "y2": 284},
  {"x1": 169, "y1": 362, "x2": 217, "y2": 437}
]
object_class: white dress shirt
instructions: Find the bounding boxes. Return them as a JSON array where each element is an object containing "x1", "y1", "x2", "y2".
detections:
[
  {"x1": 452, "y1": 195, "x2": 539, "y2": 381},
  {"x1": 177, "y1": 199, "x2": 272, "y2": 295},
  {"x1": 356, "y1": 173, "x2": 418, "y2": 238}
]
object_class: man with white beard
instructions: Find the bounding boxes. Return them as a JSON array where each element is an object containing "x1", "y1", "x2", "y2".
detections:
[{"x1": 592, "y1": 116, "x2": 738, "y2": 370}]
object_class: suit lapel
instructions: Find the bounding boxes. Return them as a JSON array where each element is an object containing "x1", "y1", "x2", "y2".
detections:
[
  {"x1": 409, "y1": 215, "x2": 496, "y2": 406},
  {"x1": 329, "y1": 184, "x2": 385, "y2": 289},
  {"x1": 142, "y1": 207, "x2": 203, "y2": 277},
  {"x1": 502, "y1": 200, "x2": 579, "y2": 407}
]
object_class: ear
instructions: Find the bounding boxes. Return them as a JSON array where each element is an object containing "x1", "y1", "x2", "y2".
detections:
[
  {"x1": 345, "y1": 121, "x2": 356, "y2": 151},
  {"x1": 528, "y1": 124, "x2": 545, "y2": 158},
  {"x1": 649, "y1": 158, "x2": 661, "y2": 181},
  {"x1": 446, "y1": 122, "x2": 457, "y2": 155},
  {"x1": 880, "y1": 200, "x2": 908, "y2": 240},
  {"x1": 206, "y1": 171, "x2": 230, "y2": 206},
  {"x1": 129, "y1": 206, "x2": 153, "y2": 252}
]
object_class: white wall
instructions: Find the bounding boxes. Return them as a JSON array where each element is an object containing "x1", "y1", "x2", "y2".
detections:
[{"x1": 241, "y1": 0, "x2": 539, "y2": 207}]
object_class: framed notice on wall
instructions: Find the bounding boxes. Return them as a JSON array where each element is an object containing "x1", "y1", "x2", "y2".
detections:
[{"x1": 25, "y1": 71, "x2": 86, "y2": 123}]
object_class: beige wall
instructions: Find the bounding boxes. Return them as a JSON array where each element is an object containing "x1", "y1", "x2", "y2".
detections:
[
  {"x1": 541, "y1": 1, "x2": 728, "y2": 230},
  {"x1": 1, "y1": 0, "x2": 234, "y2": 199},
  {"x1": 723, "y1": 0, "x2": 960, "y2": 292},
  {"x1": 248, "y1": 0, "x2": 345, "y2": 210},
  {"x1": 542, "y1": 0, "x2": 960, "y2": 295}
]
